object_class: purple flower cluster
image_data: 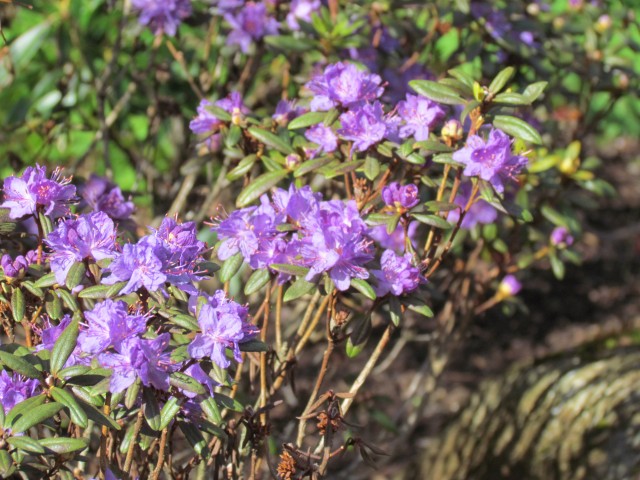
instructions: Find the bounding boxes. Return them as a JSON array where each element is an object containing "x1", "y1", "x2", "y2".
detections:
[
  {"x1": 382, "y1": 182, "x2": 420, "y2": 210},
  {"x1": 188, "y1": 291, "x2": 256, "y2": 369},
  {"x1": 338, "y1": 102, "x2": 398, "y2": 153},
  {"x1": 214, "y1": 185, "x2": 374, "y2": 291},
  {"x1": 397, "y1": 94, "x2": 445, "y2": 141},
  {"x1": 190, "y1": 92, "x2": 249, "y2": 152},
  {"x1": 550, "y1": 226, "x2": 574, "y2": 247},
  {"x1": 45, "y1": 212, "x2": 118, "y2": 285},
  {"x1": 372, "y1": 250, "x2": 421, "y2": 296},
  {"x1": 132, "y1": 0, "x2": 192, "y2": 36},
  {"x1": 223, "y1": 2, "x2": 279, "y2": 53},
  {"x1": 286, "y1": 0, "x2": 321, "y2": 30},
  {"x1": 80, "y1": 175, "x2": 134, "y2": 220},
  {"x1": 1, "y1": 164, "x2": 76, "y2": 219},
  {"x1": 305, "y1": 124, "x2": 338, "y2": 154},
  {"x1": 104, "y1": 217, "x2": 205, "y2": 294},
  {"x1": 452, "y1": 129, "x2": 528, "y2": 194},
  {"x1": 1, "y1": 252, "x2": 35, "y2": 280},
  {"x1": 0, "y1": 370, "x2": 41, "y2": 414}
]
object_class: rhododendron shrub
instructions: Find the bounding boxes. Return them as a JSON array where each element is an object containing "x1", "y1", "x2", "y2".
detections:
[{"x1": 0, "y1": 0, "x2": 634, "y2": 478}]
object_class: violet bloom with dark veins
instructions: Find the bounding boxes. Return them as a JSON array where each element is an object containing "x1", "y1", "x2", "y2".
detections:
[
  {"x1": 1, "y1": 164, "x2": 76, "y2": 219},
  {"x1": 397, "y1": 94, "x2": 445, "y2": 141},
  {"x1": 452, "y1": 129, "x2": 528, "y2": 194},
  {"x1": 99, "y1": 334, "x2": 176, "y2": 393},
  {"x1": 305, "y1": 124, "x2": 338, "y2": 154},
  {"x1": 78, "y1": 300, "x2": 147, "y2": 355},
  {"x1": 286, "y1": 0, "x2": 321, "y2": 30},
  {"x1": 382, "y1": 182, "x2": 420, "y2": 209},
  {"x1": 188, "y1": 291, "x2": 251, "y2": 369},
  {"x1": 1, "y1": 254, "x2": 29, "y2": 280},
  {"x1": 46, "y1": 212, "x2": 117, "y2": 285},
  {"x1": 372, "y1": 250, "x2": 422, "y2": 297},
  {"x1": 0, "y1": 370, "x2": 41, "y2": 414},
  {"x1": 225, "y1": 2, "x2": 279, "y2": 53},
  {"x1": 103, "y1": 239, "x2": 167, "y2": 294},
  {"x1": 131, "y1": 0, "x2": 192, "y2": 36},
  {"x1": 80, "y1": 175, "x2": 134, "y2": 220},
  {"x1": 447, "y1": 183, "x2": 497, "y2": 229},
  {"x1": 306, "y1": 62, "x2": 384, "y2": 111},
  {"x1": 338, "y1": 102, "x2": 397, "y2": 152}
]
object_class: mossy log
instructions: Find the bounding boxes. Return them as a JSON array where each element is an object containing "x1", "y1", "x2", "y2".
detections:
[{"x1": 418, "y1": 346, "x2": 640, "y2": 480}]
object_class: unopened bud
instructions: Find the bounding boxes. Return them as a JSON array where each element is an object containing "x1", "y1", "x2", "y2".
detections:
[
  {"x1": 497, "y1": 275, "x2": 522, "y2": 299},
  {"x1": 285, "y1": 153, "x2": 301, "y2": 170},
  {"x1": 473, "y1": 81, "x2": 486, "y2": 102},
  {"x1": 442, "y1": 119, "x2": 463, "y2": 143},
  {"x1": 595, "y1": 14, "x2": 612, "y2": 33}
]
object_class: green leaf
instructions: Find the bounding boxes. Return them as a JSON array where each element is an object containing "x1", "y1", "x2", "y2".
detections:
[
  {"x1": 49, "y1": 387, "x2": 88, "y2": 429},
  {"x1": 346, "y1": 315, "x2": 371, "y2": 358},
  {"x1": 38, "y1": 437, "x2": 88, "y2": 455},
  {"x1": 11, "y1": 402, "x2": 63, "y2": 433},
  {"x1": 269, "y1": 264, "x2": 309, "y2": 276},
  {"x1": 78, "y1": 283, "x2": 116, "y2": 299},
  {"x1": 7, "y1": 436, "x2": 45, "y2": 454},
  {"x1": 143, "y1": 388, "x2": 162, "y2": 431},
  {"x1": 411, "y1": 214, "x2": 453, "y2": 229},
  {"x1": 34, "y1": 272, "x2": 57, "y2": 288},
  {"x1": 288, "y1": 111, "x2": 327, "y2": 130},
  {"x1": 45, "y1": 290, "x2": 63, "y2": 320},
  {"x1": 218, "y1": 253, "x2": 243, "y2": 283},
  {"x1": 244, "y1": 269, "x2": 271, "y2": 295},
  {"x1": 238, "y1": 339, "x2": 269, "y2": 352},
  {"x1": 226, "y1": 154, "x2": 257, "y2": 181},
  {"x1": 409, "y1": 80, "x2": 465, "y2": 105},
  {"x1": 0, "y1": 450, "x2": 14, "y2": 477},
  {"x1": 57, "y1": 288, "x2": 79, "y2": 312},
  {"x1": 264, "y1": 34, "x2": 314, "y2": 53},
  {"x1": 522, "y1": 81, "x2": 548, "y2": 102},
  {"x1": 50, "y1": 318, "x2": 79, "y2": 375},
  {"x1": 76, "y1": 398, "x2": 121, "y2": 431},
  {"x1": 5, "y1": 395, "x2": 47, "y2": 427},
  {"x1": 170, "y1": 313, "x2": 200, "y2": 331},
  {"x1": 318, "y1": 159, "x2": 364, "y2": 178},
  {"x1": 424, "y1": 201, "x2": 459, "y2": 213},
  {"x1": 178, "y1": 421, "x2": 209, "y2": 456},
  {"x1": 204, "y1": 104, "x2": 231, "y2": 122},
  {"x1": 0, "y1": 351, "x2": 41, "y2": 379},
  {"x1": 65, "y1": 262, "x2": 86, "y2": 290},
  {"x1": 248, "y1": 127, "x2": 294, "y2": 154},
  {"x1": 492, "y1": 92, "x2": 531, "y2": 105},
  {"x1": 236, "y1": 170, "x2": 289, "y2": 208},
  {"x1": 350, "y1": 279, "x2": 376, "y2": 300},
  {"x1": 488, "y1": 67, "x2": 515, "y2": 94},
  {"x1": 388, "y1": 296, "x2": 402, "y2": 326},
  {"x1": 10, "y1": 21, "x2": 52, "y2": 72},
  {"x1": 294, "y1": 156, "x2": 334, "y2": 178},
  {"x1": 159, "y1": 396, "x2": 183, "y2": 431},
  {"x1": 21, "y1": 281, "x2": 44, "y2": 299},
  {"x1": 414, "y1": 139, "x2": 454, "y2": 153},
  {"x1": 447, "y1": 67, "x2": 474, "y2": 89},
  {"x1": 493, "y1": 115, "x2": 543, "y2": 145},
  {"x1": 169, "y1": 372, "x2": 206, "y2": 396},
  {"x1": 283, "y1": 277, "x2": 316, "y2": 302},
  {"x1": 432, "y1": 153, "x2": 464, "y2": 167},
  {"x1": 403, "y1": 296, "x2": 434, "y2": 317},
  {"x1": 11, "y1": 288, "x2": 25, "y2": 322},
  {"x1": 200, "y1": 397, "x2": 222, "y2": 424},
  {"x1": 215, "y1": 393, "x2": 244, "y2": 412},
  {"x1": 364, "y1": 156, "x2": 381, "y2": 181}
]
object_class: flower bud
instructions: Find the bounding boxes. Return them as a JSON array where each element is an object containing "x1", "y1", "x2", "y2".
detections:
[
  {"x1": 442, "y1": 119, "x2": 463, "y2": 143},
  {"x1": 497, "y1": 275, "x2": 522, "y2": 299},
  {"x1": 595, "y1": 14, "x2": 612, "y2": 33},
  {"x1": 285, "y1": 153, "x2": 301, "y2": 170},
  {"x1": 550, "y1": 226, "x2": 574, "y2": 248},
  {"x1": 473, "y1": 81, "x2": 486, "y2": 102}
]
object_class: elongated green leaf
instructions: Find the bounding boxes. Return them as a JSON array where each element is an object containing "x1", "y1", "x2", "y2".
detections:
[
  {"x1": 38, "y1": 437, "x2": 88, "y2": 454},
  {"x1": 411, "y1": 213, "x2": 453, "y2": 229},
  {"x1": 294, "y1": 156, "x2": 334, "y2": 177},
  {"x1": 493, "y1": 92, "x2": 530, "y2": 105},
  {"x1": 65, "y1": 262, "x2": 86, "y2": 290},
  {"x1": 523, "y1": 81, "x2": 548, "y2": 102},
  {"x1": 143, "y1": 388, "x2": 161, "y2": 431},
  {"x1": 493, "y1": 115, "x2": 542, "y2": 145},
  {"x1": 10, "y1": 21, "x2": 52, "y2": 72},
  {"x1": 414, "y1": 140, "x2": 454, "y2": 153},
  {"x1": 318, "y1": 159, "x2": 364, "y2": 178},
  {"x1": 264, "y1": 34, "x2": 314, "y2": 53},
  {"x1": 424, "y1": 201, "x2": 459, "y2": 213},
  {"x1": 78, "y1": 284, "x2": 115, "y2": 299},
  {"x1": 159, "y1": 397, "x2": 183, "y2": 431},
  {"x1": 215, "y1": 393, "x2": 244, "y2": 412},
  {"x1": 0, "y1": 450, "x2": 14, "y2": 477},
  {"x1": 283, "y1": 277, "x2": 315, "y2": 302},
  {"x1": 269, "y1": 264, "x2": 309, "y2": 276},
  {"x1": 50, "y1": 387, "x2": 88, "y2": 429},
  {"x1": 0, "y1": 351, "x2": 41, "y2": 379},
  {"x1": 11, "y1": 288, "x2": 25, "y2": 322},
  {"x1": 76, "y1": 397, "x2": 121, "y2": 431},
  {"x1": 57, "y1": 288, "x2": 79, "y2": 312},
  {"x1": 409, "y1": 80, "x2": 465, "y2": 105},
  {"x1": 178, "y1": 421, "x2": 209, "y2": 456},
  {"x1": 204, "y1": 104, "x2": 231, "y2": 122},
  {"x1": 21, "y1": 281, "x2": 44, "y2": 299},
  {"x1": 7, "y1": 436, "x2": 45, "y2": 454},
  {"x1": 169, "y1": 372, "x2": 206, "y2": 395},
  {"x1": 226, "y1": 154, "x2": 257, "y2": 181},
  {"x1": 34, "y1": 272, "x2": 57, "y2": 288},
  {"x1": 11, "y1": 402, "x2": 63, "y2": 433},
  {"x1": 6, "y1": 395, "x2": 46, "y2": 426},
  {"x1": 244, "y1": 269, "x2": 271, "y2": 295},
  {"x1": 51, "y1": 319, "x2": 79, "y2": 375},
  {"x1": 238, "y1": 339, "x2": 269, "y2": 352},
  {"x1": 447, "y1": 67, "x2": 474, "y2": 89},
  {"x1": 248, "y1": 127, "x2": 294, "y2": 154},
  {"x1": 200, "y1": 397, "x2": 222, "y2": 424},
  {"x1": 218, "y1": 253, "x2": 243, "y2": 283},
  {"x1": 288, "y1": 111, "x2": 327, "y2": 130},
  {"x1": 236, "y1": 170, "x2": 289, "y2": 208},
  {"x1": 350, "y1": 279, "x2": 376, "y2": 300},
  {"x1": 170, "y1": 313, "x2": 200, "y2": 331},
  {"x1": 403, "y1": 296, "x2": 434, "y2": 317},
  {"x1": 45, "y1": 290, "x2": 62, "y2": 320},
  {"x1": 488, "y1": 67, "x2": 515, "y2": 94},
  {"x1": 346, "y1": 315, "x2": 371, "y2": 358}
]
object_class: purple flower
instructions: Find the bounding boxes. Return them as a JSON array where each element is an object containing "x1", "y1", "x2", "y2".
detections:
[
  {"x1": 447, "y1": 183, "x2": 498, "y2": 229},
  {"x1": 131, "y1": 0, "x2": 192, "y2": 36},
  {"x1": 188, "y1": 291, "x2": 251, "y2": 369},
  {"x1": 381, "y1": 182, "x2": 420, "y2": 209},
  {"x1": 1, "y1": 164, "x2": 76, "y2": 219},
  {"x1": 35, "y1": 315, "x2": 85, "y2": 367},
  {"x1": 225, "y1": 2, "x2": 279, "y2": 53},
  {"x1": 286, "y1": 0, "x2": 321, "y2": 30},
  {"x1": 498, "y1": 275, "x2": 522, "y2": 297},
  {"x1": 306, "y1": 62, "x2": 384, "y2": 111},
  {"x1": 78, "y1": 300, "x2": 147, "y2": 355},
  {"x1": 190, "y1": 92, "x2": 249, "y2": 135},
  {"x1": 80, "y1": 175, "x2": 134, "y2": 220},
  {"x1": 368, "y1": 221, "x2": 419, "y2": 253},
  {"x1": 397, "y1": 94, "x2": 445, "y2": 141},
  {"x1": 103, "y1": 240, "x2": 167, "y2": 294},
  {"x1": 305, "y1": 124, "x2": 338, "y2": 153},
  {"x1": 272, "y1": 100, "x2": 303, "y2": 126},
  {"x1": 550, "y1": 226, "x2": 574, "y2": 247},
  {"x1": 0, "y1": 371, "x2": 41, "y2": 414},
  {"x1": 182, "y1": 364, "x2": 218, "y2": 398},
  {"x1": 452, "y1": 129, "x2": 528, "y2": 194},
  {"x1": 338, "y1": 102, "x2": 397, "y2": 152},
  {"x1": 99, "y1": 334, "x2": 176, "y2": 393},
  {"x1": 45, "y1": 212, "x2": 117, "y2": 285},
  {"x1": 1, "y1": 254, "x2": 29, "y2": 280},
  {"x1": 372, "y1": 250, "x2": 421, "y2": 296}
]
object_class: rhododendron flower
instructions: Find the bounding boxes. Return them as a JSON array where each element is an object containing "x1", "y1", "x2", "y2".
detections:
[
  {"x1": 447, "y1": 183, "x2": 498, "y2": 229},
  {"x1": 1, "y1": 254, "x2": 29, "y2": 280},
  {"x1": 305, "y1": 124, "x2": 338, "y2": 154},
  {"x1": 382, "y1": 182, "x2": 420, "y2": 209},
  {"x1": 286, "y1": 0, "x2": 321, "y2": 30},
  {"x1": 104, "y1": 240, "x2": 167, "y2": 294},
  {"x1": 0, "y1": 371, "x2": 41, "y2": 414},
  {"x1": 338, "y1": 102, "x2": 397, "y2": 152},
  {"x1": 224, "y1": 2, "x2": 279, "y2": 53},
  {"x1": 80, "y1": 175, "x2": 134, "y2": 220},
  {"x1": 132, "y1": 0, "x2": 192, "y2": 36},
  {"x1": 397, "y1": 94, "x2": 445, "y2": 141},
  {"x1": 372, "y1": 250, "x2": 422, "y2": 296},
  {"x1": 190, "y1": 92, "x2": 249, "y2": 135},
  {"x1": 550, "y1": 226, "x2": 574, "y2": 247},
  {"x1": 1, "y1": 164, "x2": 76, "y2": 219}
]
